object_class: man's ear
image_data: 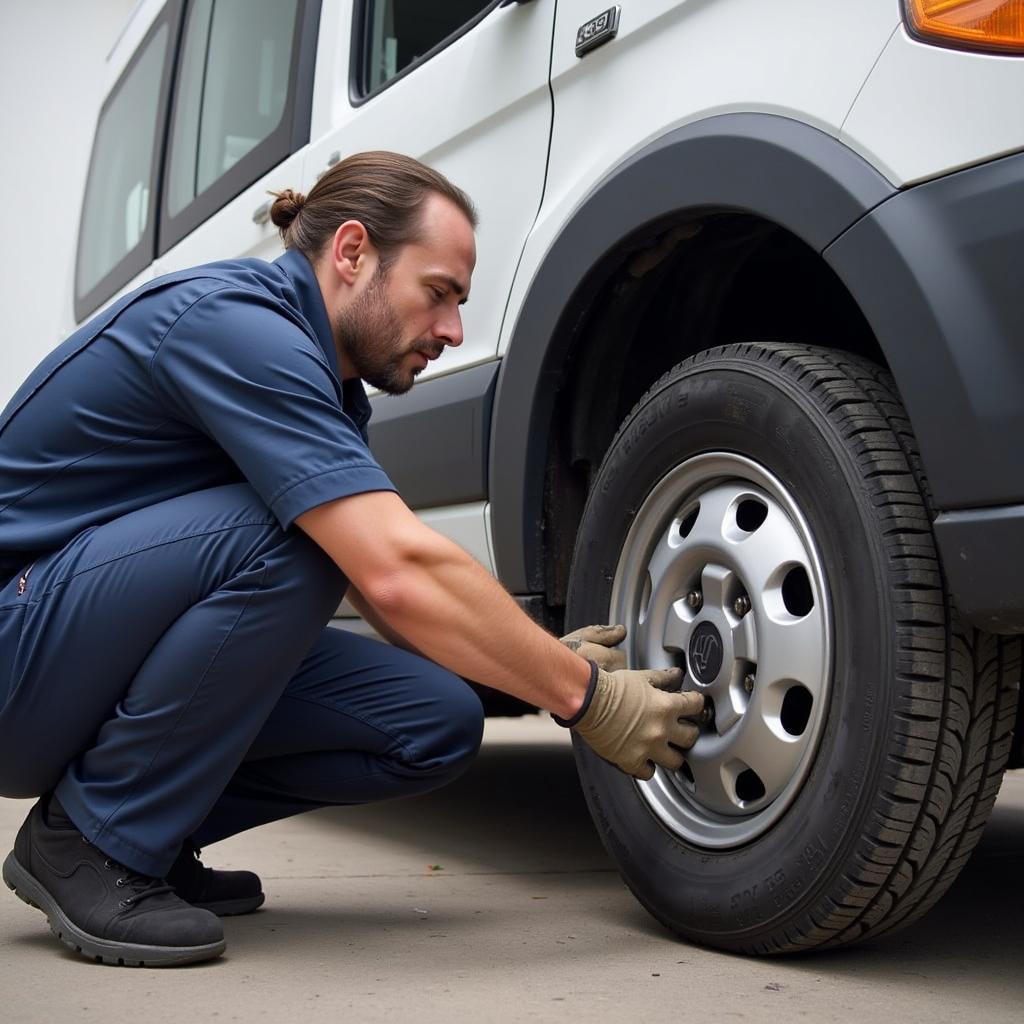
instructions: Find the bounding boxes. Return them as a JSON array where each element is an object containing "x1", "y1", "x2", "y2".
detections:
[{"x1": 330, "y1": 220, "x2": 372, "y2": 286}]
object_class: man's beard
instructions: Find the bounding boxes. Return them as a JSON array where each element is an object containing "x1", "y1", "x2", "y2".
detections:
[{"x1": 333, "y1": 268, "x2": 425, "y2": 396}]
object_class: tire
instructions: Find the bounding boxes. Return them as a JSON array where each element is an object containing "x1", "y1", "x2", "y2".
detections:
[{"x1": 566, "y1": 342, "x2": 1019, "y2": 954}]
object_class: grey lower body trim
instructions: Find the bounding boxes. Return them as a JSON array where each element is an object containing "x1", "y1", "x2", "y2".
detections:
[
  {"x1": 367, "y1": 361, "x2": 499, "y2": 509},
  {"x1": 513, "y1": 593, "x2": 557, "y2": 631},
  {"x1": 826, "y1": 149, "x2": 1024, "y2": 512},
  {"x1": 934, "y1": 504, "x2": 1024, "y2": 634}
]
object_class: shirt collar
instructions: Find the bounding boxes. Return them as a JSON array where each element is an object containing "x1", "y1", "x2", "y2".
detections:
[
  {"x1": 275, "y1": 248, "x2": 339, "y2": 380},
  {"x1": 275, "y1": 248, "x2": 373, "y2": 437},
  {"x1": 341, "y1": 378, "x2": 373, "y2": 438}
]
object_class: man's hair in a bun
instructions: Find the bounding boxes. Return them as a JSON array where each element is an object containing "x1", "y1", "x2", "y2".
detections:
[
  {"x1": 267, "y1": 152, "x2": 476, "y2": 267},
  {"x1": 269, "y1": 188, "x2": 306, "y2": 233}
]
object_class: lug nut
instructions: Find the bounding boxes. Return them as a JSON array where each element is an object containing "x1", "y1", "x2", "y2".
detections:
[
  {"x1": 733, "y1": 594, "x2": 751, "y2": 617},
  {"x1": 686, "y1": 590, "x2": 703, "y2": 611},
  {"x1": 697, "y1": 705, "x2": 715, "y2": 727},
  {"x1": 743, "y1": 673, "x2": 755, "y2": 695}
]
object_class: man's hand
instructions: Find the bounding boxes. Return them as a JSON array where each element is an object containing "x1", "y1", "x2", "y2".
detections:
[
  {"x1": 573, "y1": 666, "x2": 704, "y2": 780},
  {"x1": 559, "y1": 624, "x2": 627, "y2": 672}
]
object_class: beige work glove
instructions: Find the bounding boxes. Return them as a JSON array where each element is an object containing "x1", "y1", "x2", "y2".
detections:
[
  {"x1": 569, "y1": 665, "x2": 704, "y2": 780},
  {"x1": 559, "y1": 623, "x2": 627, "y2": 672}
]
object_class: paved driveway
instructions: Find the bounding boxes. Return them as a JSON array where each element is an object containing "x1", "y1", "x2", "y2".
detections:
[{"x1": 1, "y1": 717, "x2": 1021, "y2": 1022}]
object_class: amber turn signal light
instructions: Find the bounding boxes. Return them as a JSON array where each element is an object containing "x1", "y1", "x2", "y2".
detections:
[{"x1": 904, "y1": 0, "x2": 1024, "y2": 54}]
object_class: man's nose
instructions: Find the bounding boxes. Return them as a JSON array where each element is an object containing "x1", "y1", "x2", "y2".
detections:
[{"x1": 434, "y1": 308, "x2": 464, "y2": 348}]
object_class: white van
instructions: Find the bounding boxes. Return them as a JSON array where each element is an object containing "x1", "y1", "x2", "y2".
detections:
[{"x1": 69, "y1": 0, "x2": 1024, "y2": 954}]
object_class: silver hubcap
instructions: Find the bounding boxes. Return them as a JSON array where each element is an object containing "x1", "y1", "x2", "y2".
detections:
[{"x1": 610, "y1": 453, "x2": 831, "y2": 848}]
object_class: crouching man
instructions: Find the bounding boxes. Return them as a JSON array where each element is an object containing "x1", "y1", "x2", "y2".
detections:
[{"x1": 0, "y1": 152, "x2": 702, "y2": 966}]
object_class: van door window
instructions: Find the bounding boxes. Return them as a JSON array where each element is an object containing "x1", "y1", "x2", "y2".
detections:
[
  {"x1": 75, "y1": 17, "x2": 173, "y2": 320},
  {"x1": 165, "y1": 0, "x2": 300, "y2": 218},
  {"x1": 358, "y1": 0, "x2": 495, "y2": 97}
]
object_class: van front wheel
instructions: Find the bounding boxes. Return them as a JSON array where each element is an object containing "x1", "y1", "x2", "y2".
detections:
[{"x1": 566, "y1": 342, "x2": 1017, "y2": 953}]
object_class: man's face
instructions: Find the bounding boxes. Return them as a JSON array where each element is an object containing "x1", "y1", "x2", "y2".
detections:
[{"x1": 333, "y1": 194, "x2": 476, "y2": 395}]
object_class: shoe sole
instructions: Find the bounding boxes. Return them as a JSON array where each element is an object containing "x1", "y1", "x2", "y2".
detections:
[
  {"x1": 194, "y1": 892, "x2": 265, "y2": 917},
  {"x1": 3, "y1": 852, "x2": 226, "y2": 967}
]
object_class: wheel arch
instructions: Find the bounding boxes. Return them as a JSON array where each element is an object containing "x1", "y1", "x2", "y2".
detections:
[{"x1": 489, "y1": 113, "x2": 896, "y2": 598}]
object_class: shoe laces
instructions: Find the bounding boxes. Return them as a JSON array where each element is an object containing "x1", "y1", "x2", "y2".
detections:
[
  {"x1": 94, "y1": 847, "x2": 175, "y2": 909},
  {"x1": 167, "y1": 843, "x2": 210, "y2": 889}
]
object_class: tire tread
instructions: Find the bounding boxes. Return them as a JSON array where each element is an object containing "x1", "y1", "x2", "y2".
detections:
[{"x1": 607, "y1": 342, "x2": 1020, "y2": 953}]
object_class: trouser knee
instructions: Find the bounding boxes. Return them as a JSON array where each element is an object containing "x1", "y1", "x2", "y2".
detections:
[{"x1": 406, "y1": 671, "x2": 485, "y2": 786}]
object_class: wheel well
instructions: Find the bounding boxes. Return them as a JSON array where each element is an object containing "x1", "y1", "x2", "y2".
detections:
[{"x1": 539, "y1": 212, "x2": 885, "y2": 623}]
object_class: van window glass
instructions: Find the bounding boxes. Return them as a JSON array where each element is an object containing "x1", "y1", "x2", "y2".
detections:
[
  {"x1": 76, "y1": 22, "x2": 169, "y2": 302},
  {"x1": 360, "y1": 0, "x2": 493, "y2": 95},
  {"x1": 166, "y1": 0, "x2": 298, "y2": 217}
]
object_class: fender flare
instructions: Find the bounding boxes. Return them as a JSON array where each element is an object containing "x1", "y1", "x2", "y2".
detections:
[{"x1": 488, "y1": 113, "x2": 895, "y2": 592}]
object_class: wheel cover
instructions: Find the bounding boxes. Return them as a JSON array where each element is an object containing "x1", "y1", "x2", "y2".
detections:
[{"x1": 610, "y1": 452, "x2": 832, "y2": 849}]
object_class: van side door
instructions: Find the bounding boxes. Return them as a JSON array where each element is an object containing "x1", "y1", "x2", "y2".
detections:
[
  {"x1": 305, "y1": 1, "x2": 555, "y2": 384},
  {"x1": 153, "y1": 0, "x2": 321, "y2": 276},
  {"x1": 304, "y1": 2, "x2": 555, "y2": 579}
]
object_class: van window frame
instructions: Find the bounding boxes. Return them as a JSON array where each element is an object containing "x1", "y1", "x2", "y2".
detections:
[
  {"x1": 73, "y1": 0, "x2": 185, "y2": 324},
  {"x1": 349, "y1": 0, "x2": 502, "y2": 106},
  {"x1": 157, "y1": 0, "x2": 322, "y2": 257}
]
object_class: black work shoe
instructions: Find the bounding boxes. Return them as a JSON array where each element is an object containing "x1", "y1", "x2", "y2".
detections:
[
  {"x1": 2, "y1": 797, "x2": 225, "y2": 967},
  {"x1": 167, "y1": 843, "x2": 264, "y2": 917}
]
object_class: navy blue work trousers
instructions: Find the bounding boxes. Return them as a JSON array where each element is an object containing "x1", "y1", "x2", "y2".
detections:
[{"x1": 0, "y1": 483, "x2": 483, "y2": 877}]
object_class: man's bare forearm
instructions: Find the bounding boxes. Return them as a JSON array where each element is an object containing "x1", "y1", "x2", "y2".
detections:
[
  {"x1": 298, "y1": 492, "x2": 705, "y2": 781},
  {"x1": 364, "y1": 534, "x2": 591, "y2": 718},
  {"x1": 345, "y1": 585, "x2": 422, "y2": 655},
  {"x1": 298, "y1": 493, "x2": 591, "y2": 718}
]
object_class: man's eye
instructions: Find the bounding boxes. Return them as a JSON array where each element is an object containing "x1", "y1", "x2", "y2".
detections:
[{"x1": 430, "y1": 287, "x2": 445, "y2": 302}]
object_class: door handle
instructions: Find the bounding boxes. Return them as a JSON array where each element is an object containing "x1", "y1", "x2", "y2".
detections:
[
  {"x1": 316, "y1": 151, "x2": 342, "y2": 181},
  {"x1": 252, "y1": 200, "x2": 271, "y2": 225}
]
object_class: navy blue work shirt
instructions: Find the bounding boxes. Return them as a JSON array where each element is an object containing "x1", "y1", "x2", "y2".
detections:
[{"x1": 0, "y1": 249, "x2": 396, "y2": 578}]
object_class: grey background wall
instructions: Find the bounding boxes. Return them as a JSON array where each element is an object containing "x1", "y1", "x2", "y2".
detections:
[{"x1": 0, "y1": 1, "x2": 136, "y2": 408}]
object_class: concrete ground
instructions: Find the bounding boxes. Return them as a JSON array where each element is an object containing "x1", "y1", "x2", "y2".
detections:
[{"x1": 0, "y1": 717, "x2": 1020, "y2": 1023}]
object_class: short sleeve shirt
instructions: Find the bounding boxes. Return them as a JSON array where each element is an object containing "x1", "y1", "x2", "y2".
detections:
[{"x1": 0, "y1": 249, "x2": 396, "y2": 572}]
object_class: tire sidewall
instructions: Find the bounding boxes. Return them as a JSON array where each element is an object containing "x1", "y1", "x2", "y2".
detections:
[{"x1": 568, "y1": 354, "x2": 900, "y2": 947}]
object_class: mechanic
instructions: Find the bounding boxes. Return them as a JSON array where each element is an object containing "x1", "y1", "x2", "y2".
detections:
[{"x1": 0, "y1": 152, "x2": 703, "y2": 967}]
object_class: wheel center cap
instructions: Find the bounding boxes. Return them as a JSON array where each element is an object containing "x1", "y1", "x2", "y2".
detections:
[{"x1": 688, "y1": 621, "x2": 724, "y2": 684}]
